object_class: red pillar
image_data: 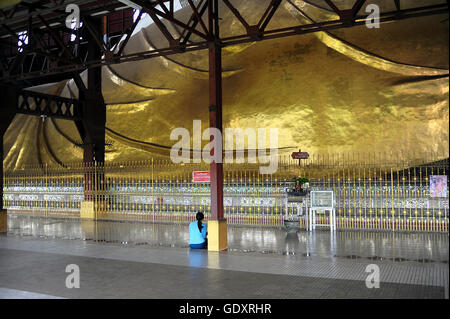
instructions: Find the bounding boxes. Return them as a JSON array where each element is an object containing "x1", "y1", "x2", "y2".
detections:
[
  {"x1": 206, "y1": 0, "x2": 227, "y2": 251},
  {"x1": 208, "y1": 0, "x2": 223, "y2": 221},
  {"x1": 208, "y1": 40, "x2": 224, "y2": 220}
]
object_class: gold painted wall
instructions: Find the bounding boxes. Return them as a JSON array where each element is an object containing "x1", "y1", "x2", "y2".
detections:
[{"x1": 3, "y1": 0, "x2": 449, "y2": 170}]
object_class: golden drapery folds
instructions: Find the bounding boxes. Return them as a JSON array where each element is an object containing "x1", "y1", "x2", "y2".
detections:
[{"x1": 3, "y1": 0, "x2": 449, "y2": 170}]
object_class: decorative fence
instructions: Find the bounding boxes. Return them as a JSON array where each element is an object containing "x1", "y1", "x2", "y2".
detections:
[{"x1": 3, "y1": 152, "x2": 449, "y2": 232}]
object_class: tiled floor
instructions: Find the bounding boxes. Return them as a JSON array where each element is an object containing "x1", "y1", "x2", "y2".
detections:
[
  {"x1": 7, "y1": 214, "x2": 449, "y2": 261},
  {"x1": 0, "y1": 214, "x2": 448, "y2": 299}
]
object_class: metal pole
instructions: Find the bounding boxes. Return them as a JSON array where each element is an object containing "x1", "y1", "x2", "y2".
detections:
[{"x1": 208, "y1": 0, "x2": 223, "y2": 221}]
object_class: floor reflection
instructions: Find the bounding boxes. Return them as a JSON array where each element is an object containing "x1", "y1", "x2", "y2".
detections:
[
  {"x1": 188, "y1": 250, "x2": 208, "y2": 268},
  {"x1": 6, "y1": 214, "x2": 449, "y2": 263}
]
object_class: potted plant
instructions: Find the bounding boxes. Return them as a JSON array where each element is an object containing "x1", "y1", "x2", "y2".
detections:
[
  {"x1": 287, "y1": 176, "x2": 310, "y2": 197},
  {"x1": 284, "y1": 176, "x2": 310, "y2": 232}
]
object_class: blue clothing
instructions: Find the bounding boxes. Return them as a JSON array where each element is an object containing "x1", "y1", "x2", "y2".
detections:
[
  {"x1": 190, "y1": 242, "x2": 207, "y2": 249},
  {"x1": 189, "y1": 221, "x2": 207, "y2": 246}
]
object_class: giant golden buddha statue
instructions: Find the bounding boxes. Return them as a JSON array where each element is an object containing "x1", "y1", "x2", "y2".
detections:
[{"x1": 3, "y1": 0, "x2": 449, "y2": 170}]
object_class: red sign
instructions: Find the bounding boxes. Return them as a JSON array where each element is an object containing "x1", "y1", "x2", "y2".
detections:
[
  {"x1": 291, "y1": 152, "x2": 309, "y2": 160},
  {"x1": 193, "y1": 171, "x2": 210, "y2": 183}
]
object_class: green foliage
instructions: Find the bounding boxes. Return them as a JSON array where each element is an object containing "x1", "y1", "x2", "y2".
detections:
[{"x1": 292, "y1": 176, "x2": 309, "y2": 185}]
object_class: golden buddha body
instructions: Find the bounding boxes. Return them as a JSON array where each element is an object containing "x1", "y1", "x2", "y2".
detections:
[{"x1": 4, "y1": 0, "x2": 448, "y2": 170}]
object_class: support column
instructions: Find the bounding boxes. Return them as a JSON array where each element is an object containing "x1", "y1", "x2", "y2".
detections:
[
  {"x1": 207, "y1": 0, "x2": 227, "y2": 251},
  {"x1": 0, "y1": 85, "x2": 17, "y2": 233},
  {"x1": 0, "y1": 136, "x2": 6, "y2": 233},
  {"x1": 75, "y1": 17, "x2": 106, "y2": 220}
]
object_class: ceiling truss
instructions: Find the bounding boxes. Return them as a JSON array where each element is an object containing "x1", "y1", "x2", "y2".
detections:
[{"x1": 0, "y1": 0, "x2": 447, "y2": 86}]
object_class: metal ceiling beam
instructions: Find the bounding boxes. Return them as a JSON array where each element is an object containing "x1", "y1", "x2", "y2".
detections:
[
  {"x1": 134, "y1": 0, "x2": 209, "y2": 40},
  {"x1": 0, "y1": 1, "x2": 448, "y2": 84},
  {"x1": 0, "y1": 0, "x2": 130, "y2": 37},
  {"x1": 16, "y1": 89, "x2": 82, "y2": 120}
]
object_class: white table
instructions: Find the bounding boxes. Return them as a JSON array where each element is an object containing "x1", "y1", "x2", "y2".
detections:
[{"x1": 307, "y1": 191, "x2": 336, "y2": 231}]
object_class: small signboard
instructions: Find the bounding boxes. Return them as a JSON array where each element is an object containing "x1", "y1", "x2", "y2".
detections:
[
  {"x1": 193, "y1": 171, "x2": 210, "y2": 183},
  {"x1": 310, "y1": 191, "x2": 334, "y2": 208},
  {"x1": 430, "y1": 175, "x2": 447, "y2": 198},
  {"x1": 291, "y1": 152, "x2": 309, "y2": 160}
]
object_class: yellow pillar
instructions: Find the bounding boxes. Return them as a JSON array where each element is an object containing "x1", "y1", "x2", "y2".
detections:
[
  {"x1": 207, "y1": 219, "x2": 228, "y2": 251},
  {"x1": 0, "y1": 209, "x2": 6, "y2": 233},
  {"x1": 80, "y1": 201, "x2": 96, "y2": 219},
  {"x1": 80, "y1": 201, "x2": 108, "y2": 220}
]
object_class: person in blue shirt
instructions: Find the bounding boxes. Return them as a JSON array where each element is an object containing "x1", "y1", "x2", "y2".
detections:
[{"x1": 189, "y1": 212, "x2": 207, "y2": 249}]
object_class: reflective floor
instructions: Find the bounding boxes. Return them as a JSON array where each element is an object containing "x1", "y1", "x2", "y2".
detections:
[
  {"x1": 6, "y1": 214, "x2": 449, "y2": 263},
  {"x1": 1, "y1": 214, "x2": 448, "y2": 299}
]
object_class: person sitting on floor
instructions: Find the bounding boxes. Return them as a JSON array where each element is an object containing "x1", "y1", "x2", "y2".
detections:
[{"x1": 189, "y1": 212, "x2": 207, "y2": 249}]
